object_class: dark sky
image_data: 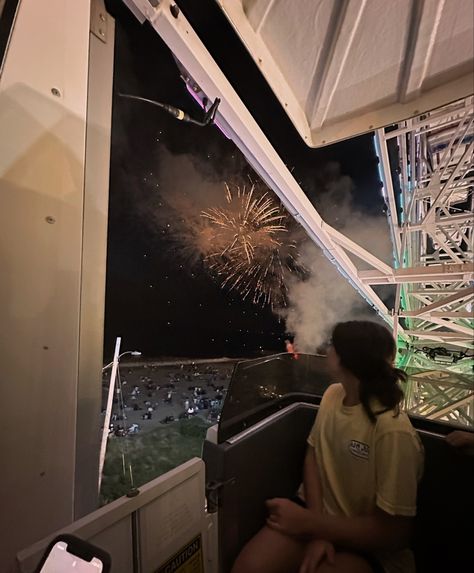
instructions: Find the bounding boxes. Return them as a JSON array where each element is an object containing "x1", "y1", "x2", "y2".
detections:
[{"x1": 103, "y1": 0, "x2": 385, "y2": 360}]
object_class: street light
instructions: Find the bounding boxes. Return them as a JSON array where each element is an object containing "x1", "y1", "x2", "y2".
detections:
[
  {"x1": 98, "y1": 338, "x2": 142, "y2": 491},
  {"x1": 102, "y1": 350, "x2": 142, "y2": 372}
]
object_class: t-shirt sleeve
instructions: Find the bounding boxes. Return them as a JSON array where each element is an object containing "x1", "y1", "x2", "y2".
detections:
[
  {"x1": 307, "y1": 416, "x2": 318, "y2": 447},
  {"x1": 375, "y1": 431, "x2": 423, "y2": 516},
  {"x1": 306, "y1": 384, "x2": 339, "y2": 447}
]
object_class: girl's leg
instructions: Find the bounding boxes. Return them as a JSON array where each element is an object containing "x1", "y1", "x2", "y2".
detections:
[
  {"x1": 316, "y1": 551, "x2": 378, "y2": 573},
  {"x1": 231, "y1": 525, "x2": 305, "y2": 573}
]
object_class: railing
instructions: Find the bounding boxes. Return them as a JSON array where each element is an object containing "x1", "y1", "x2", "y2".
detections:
[{"x1": 218, "y1": 352, "x2": 473, "y2": 439}]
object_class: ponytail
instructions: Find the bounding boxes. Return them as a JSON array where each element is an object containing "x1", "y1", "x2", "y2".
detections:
[
  {"x1": 358, "y1": 360, "x2": 406, "y2": 423},
  {"x1": 332, "y1": 321, "x2": 406, "y2": 424}
]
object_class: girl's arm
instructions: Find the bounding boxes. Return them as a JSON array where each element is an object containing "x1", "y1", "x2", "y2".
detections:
[
  {"x1": 266, "y1": 499, "x2": 413, "y2": 551},
  {"x1": 307, "y1": 507, "x2": 413, "y2": 551},
  {"x1": 303, "y1": 446, "x2": 323, "y2": 514}
]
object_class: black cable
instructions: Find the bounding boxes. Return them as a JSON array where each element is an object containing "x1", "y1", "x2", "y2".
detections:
[{"x1": 118, "y1": 93, "x2": 220, "y2": 127}]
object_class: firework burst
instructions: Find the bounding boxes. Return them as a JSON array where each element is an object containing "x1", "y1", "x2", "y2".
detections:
[{"x1": 201, "y1": 182, "x2": 303, "y2": 306}]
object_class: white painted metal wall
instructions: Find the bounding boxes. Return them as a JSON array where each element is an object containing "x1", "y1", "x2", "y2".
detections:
[
  {"x1": 17, "y1": 459, "x2": 214, "y2": 573},
  {"x1": 0, "y1": 0, "x2": 113, "y2": 568}
]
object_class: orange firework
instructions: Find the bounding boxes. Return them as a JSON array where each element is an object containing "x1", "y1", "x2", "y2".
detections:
[{"x1": 201, "y1": 182, "x2": 303, "y2": 307}]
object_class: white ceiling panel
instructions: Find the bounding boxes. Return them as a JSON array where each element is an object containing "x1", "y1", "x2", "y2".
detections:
[{"x1": 218, "y1": 0, "x2": 474, "y2": 147}]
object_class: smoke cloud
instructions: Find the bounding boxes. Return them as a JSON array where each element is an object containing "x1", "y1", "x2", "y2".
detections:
[
  {"x1": 144, "y1": 149, "x2": 251, "y2": 263},
  {"x1": 280, "y1": 162, "x2": 393, "y2": 352}
]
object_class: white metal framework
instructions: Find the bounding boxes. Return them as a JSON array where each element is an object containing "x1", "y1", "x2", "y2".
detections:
[
  {"x1": 376, "y1": 97, "x2": 474, "y2": 350},
  {"x1": 402, "y1": 350, "x2": 473, "y2": 427}
]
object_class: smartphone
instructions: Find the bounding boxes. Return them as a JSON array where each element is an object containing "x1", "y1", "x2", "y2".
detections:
[{"x1": 35, "y1": 534, "x2": 111, "y2": 573}]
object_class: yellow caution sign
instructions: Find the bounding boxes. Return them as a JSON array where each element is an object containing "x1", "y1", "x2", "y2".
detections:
[{"x1": 156, "y1": 535, "x2": 204, "y2": 573}]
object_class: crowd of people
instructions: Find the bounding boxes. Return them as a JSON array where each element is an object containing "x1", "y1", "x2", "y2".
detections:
[{"x1": 103, "y1": 361, "x2": 234, "y2": 436}]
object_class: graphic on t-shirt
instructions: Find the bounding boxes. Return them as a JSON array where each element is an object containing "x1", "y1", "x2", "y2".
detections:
[{"x1": 348, "y1": 440, "x2": 369, "y2": 460}]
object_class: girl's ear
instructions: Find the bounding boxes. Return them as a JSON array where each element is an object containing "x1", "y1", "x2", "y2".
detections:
[{"x1": 327, "y1": 345, "x2": 341, "y2": 372}]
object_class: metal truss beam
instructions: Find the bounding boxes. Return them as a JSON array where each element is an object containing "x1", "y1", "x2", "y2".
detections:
[
  {"x1": 359, "y1": 263, "x2": 474, "y2": 284},
  {"x1": 405, "y1": 330, "x2": 472, "y2": 340},
  {"x1": 403, "y1": 353, "x2": 474, "y2": 427},
  {"x1": 428, "y1": 393, "x2": 474, "y2": 420},
  {"x1": 376, "y1": 97, "x2": 474, "y2": 348},
  {"x1": 406, "y1": 212, "x2": 473, "y2": 232},
  {"x1": 401, "y1": 310, "x2": 473, "y2": 319},
  {"x1": 399, "y1": 286, "x2": 474, "y2": 316}
]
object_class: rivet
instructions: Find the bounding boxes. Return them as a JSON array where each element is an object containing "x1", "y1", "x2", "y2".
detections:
[
  {"x1": 51, "y1": 87, "x2": 61, "y2": 97},
  {"x1": 45, "y1": 216, "x2": 56, "y2": 224},
  {"x1": 99, "y1": 28, "x2": 105, "y2": 36},
  {"x1": 99, "y1": 13, "x2": 106, "y2": 22}
]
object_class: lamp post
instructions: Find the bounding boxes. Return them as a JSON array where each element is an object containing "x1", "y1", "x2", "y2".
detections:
[
  {"x1": 102, "y1": 350, "x2": 142, "y2": 371},
  {"x1": 98, "y1": 337, "x2": 141, "y2": 491}
]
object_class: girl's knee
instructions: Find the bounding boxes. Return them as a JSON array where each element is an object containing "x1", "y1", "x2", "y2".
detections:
[
  {"x1": 316, "y1": 552, "x2": 374, "y2": 573},
  {"x1": 231, "y1": 526, "x2": 304, "y2": 573},
  {"x1": 231, "y1": 553, "x2": 261, "y2": 573}
]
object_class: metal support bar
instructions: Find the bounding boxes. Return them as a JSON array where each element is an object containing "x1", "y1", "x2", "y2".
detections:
[
  {"x1": 428, "y1": 394, "x2": 474, "y2": 420},
  {"x1": 405, "y1": 330, "x2": 473, "y2": 340},
  {"x1": 359, "y1": 263, "x2": 474, "y2": 284},
  {"x1": 401, "y1": 286, "x2": 474, "y2": 317},
  {"x1": 401, "y1": 310, "x2": 473, "y2": 319},
  {"x1": 325, "y1": 224, "x2": 394, "y2": 275},
  {"x1": 98, "y1": 336, "x2": 121, "y2": 491},
  {"x1": 376, "y1": 128, "x2": 402, "y2": 259}
]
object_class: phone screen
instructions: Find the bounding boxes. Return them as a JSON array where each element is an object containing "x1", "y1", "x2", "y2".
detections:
[{"x1": 39, "y1": 541, "x2": 103, "y2": 573}]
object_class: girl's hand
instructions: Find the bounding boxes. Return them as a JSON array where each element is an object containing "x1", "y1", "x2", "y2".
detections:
[
  {"x1": 265, "y1": 498, "x2": 316, "y2": 538},
  {"x1": 446, "y1": 431, "x2": 474, "y2": 449},
  {"x1": 299, "y1": 540, "x2": 335, "y2": 573}
]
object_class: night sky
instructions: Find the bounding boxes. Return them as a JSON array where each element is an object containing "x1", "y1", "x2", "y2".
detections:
[{"x1": 103, "y1": 0, "x2": 386, "y2": 360}]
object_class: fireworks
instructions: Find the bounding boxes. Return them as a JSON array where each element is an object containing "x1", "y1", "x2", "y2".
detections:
[{"x1": 200, "y1": 182, "x2": 303, "y2": 306}]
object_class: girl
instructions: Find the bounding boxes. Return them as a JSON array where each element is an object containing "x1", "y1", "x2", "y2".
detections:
[{"x1": 232, "y1": 321, "x2": 424, "y2": 573}]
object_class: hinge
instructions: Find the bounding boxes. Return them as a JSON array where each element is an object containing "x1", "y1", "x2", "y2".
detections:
[
  {"x1": 90, "y1": 0, "x2": 108, "y2": 44},
  {"x1": 206, "y1": 478, "x2": 236, "y2": 514}
]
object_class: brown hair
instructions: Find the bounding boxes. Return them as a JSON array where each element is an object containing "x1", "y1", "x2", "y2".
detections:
[{"x1": 331, "y1": 320, "x2": 406, "y2": 423}]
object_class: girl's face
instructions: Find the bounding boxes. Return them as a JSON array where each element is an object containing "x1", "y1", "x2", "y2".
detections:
[{"x1": 326, "y1": 344, "x2": 341, "y2": 376}]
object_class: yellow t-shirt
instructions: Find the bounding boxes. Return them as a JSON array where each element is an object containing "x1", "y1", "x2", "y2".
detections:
[{"x1": 307, "y1": 383, "x2": 424, "y2": 573}]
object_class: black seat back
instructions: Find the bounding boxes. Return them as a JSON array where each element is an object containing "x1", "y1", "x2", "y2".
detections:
[
  {"x1": 203, "y1": 405, "x2": 316, "y2": 573},
  {"x1": 414, "y1": 432, "x2": 474, "y2": 572}
]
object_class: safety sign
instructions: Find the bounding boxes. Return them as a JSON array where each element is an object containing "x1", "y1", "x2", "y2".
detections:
[{"x1": 156, "y1": 535, "x2": 203, "y2": 573}]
